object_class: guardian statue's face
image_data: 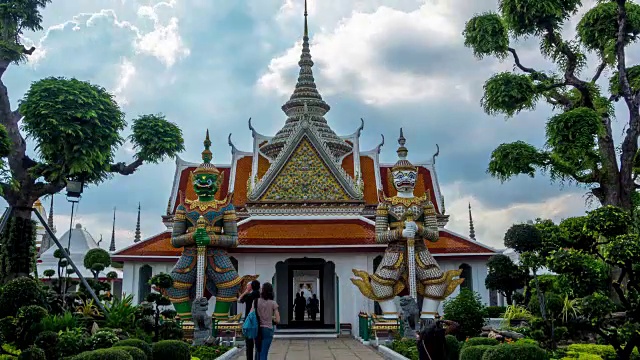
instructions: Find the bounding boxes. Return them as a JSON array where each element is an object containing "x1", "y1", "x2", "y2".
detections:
[
  {"x1": 392, "y1": 169, "x2": 417, "y2": 193},
  {"x1": 192, "y1": 173, "x2": 219, "y2": 198}
]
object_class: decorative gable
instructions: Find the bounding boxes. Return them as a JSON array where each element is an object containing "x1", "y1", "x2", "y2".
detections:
[{"x1": 260, "y1": 138, "x2": 351, "y2": 201}]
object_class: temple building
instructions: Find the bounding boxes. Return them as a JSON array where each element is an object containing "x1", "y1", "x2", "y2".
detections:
[{"x1": 112, "y1": 4, "x2": 497, "y2": 335}]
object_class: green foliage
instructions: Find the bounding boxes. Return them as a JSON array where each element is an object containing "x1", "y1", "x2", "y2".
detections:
[
  {"x1": 0, "y1": 0, "x2": 52, "y2": 63},
  {"x1": 72, "y1": 348, "x2": 133, "y2": 360},
  {"x1": 482, "y1": 343, "x2": 549, "y2": 360},
  {"x1": 15, "y1": 305, "x2": 48, "y2": 348},
  {"x1": 485, "y1": 306, "x2": 507, "y2": 318},
  {"x1": 609, "y1": 65, "x2": 640, "y2": 96},
  {"x1": 149, "y1": 273, "x2": 173, "y2": 289},
  {"x1": 152, "y1": 340, "x2": 190, "y2": 360},
  {"x1": 83, "y1": 248, "x2": 111, "y2": 279},
  {"x1": 190, "y1": 345, "x2": 232, "y2": 360},
  {"x1": 55, "y1": 327, "x2": 89, "y2": 359},
  {"x1": 16, "y1": 347, "x2": 45, "y2": 360},
  {"x1": 33, "y1": 331, "x2": 57, "y2": 360},
  {"x1": 463, "y1": 12, "x2": 509, "y2": 59},
  {"x1": 443, "y1": 289, "x2": 487, "y2": 340},
  {"x1": 129, "y1": 114, "x2": 185, "y2": 164},
  {"x1": 113, "y1": 339, "x2": 152, "y2": 360},
  {"x1": 462, "y1": 337, "x2": 500, "y2": 348},
  {"x1": 488, "y1": 141, "x2": 547, "y2": 182},
  {"x1": 0, "y1": 217, "x2": 38, "y2": 282},
  {"x1": 460, "y1": 344, "x2": 495, "y2": 360},
  {"x1": 584, "y1": 205, "x2": 631, "y2": 238},
  {"x1": 390, "y1": 339, "x2": 419, "y2": 360},
  {"x1": 445, "y1": 335, "x2": 461, "y2": 360},
  {"x1": 566, "y1": 344, "x2": 616, "y2": 360},
  {"x1": 545, "y1": 107, "x2": 602, "y2": 168},
  {"x1": 498, "y1": 0, "x2": 581, "y2": 37},
  {"x1": 0, "y1": 277, "x2": 45, "y2": 317},
  {"x1": 0, "y1": 316, "x2": 16, "y2": 343},
  {"x1": 112, "y1": 346, "x2": 147, "y2": 360},
  {"x1": 481, "y1": 72, "x2": 538, "y2": 116},
  {"x1": 104, "y1": 294, "x2": 137, "y2": 331},
  {"x1": 577, "y1": 2, "x2": 640, "y2": 54},
  {"x1": 545, "y1": 249, "x2": 609, "y2": 297},
  {"x1": 504, "y1": 223, "x2": 542, "y2": 254},
  {"x1": 19, "y1": 77, "x2": 126, "y2": 183},
  {"x1": 39, "y1": 311, "x2": 78, "y2": 332},
  {"x1": 485, "y1": 254, "x2": 526, "y2": 303},
  {"x1": 89, "y1": 329, "x2": 119, "y2": 350},
  {"x1": 42, "y1": 269, "x2": 55, "y2": 278}
]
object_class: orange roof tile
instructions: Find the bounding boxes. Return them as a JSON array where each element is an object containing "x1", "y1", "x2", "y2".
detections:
[
  {"x1": 233, "y1": 156, "x2": 252, "y2": 206},
  {"x1": 341, "y1": 154, "x2": 355, "y2": 178},
  {"x1": 360, "y1": 156, "x2": 379, "y2": 205},
  {"x1": 114, "y1": 222, "x2": 495, "y2": 258}
]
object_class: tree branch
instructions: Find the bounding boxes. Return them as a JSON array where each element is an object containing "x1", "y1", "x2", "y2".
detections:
[
  {"x1": 109, "y1": 158, "x2": 144, "y2": 175},
  {"x1": 32, "y1": 181, "x2": 66, "y2": 200},
  {"x1": 592, "y1": 62, "x2": 607, "y2": 83},
  {"x1": 508, "y1": 47, "x2": 538, "y2": 74},
  {"x1": 612, "y1": 268, "x2": 630, "y2": 309}
]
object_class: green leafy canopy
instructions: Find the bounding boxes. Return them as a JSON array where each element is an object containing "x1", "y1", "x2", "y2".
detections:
[
  {"x1": 129, "y1": 114, "x2": 185, "y2": 164},
  {"x1": 0, "y1": 0, "x2": 52, "y2": 63}
]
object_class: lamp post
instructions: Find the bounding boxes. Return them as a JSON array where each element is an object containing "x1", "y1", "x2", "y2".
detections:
[{"x1": 61, "y1": 179, "x2": 83, "y2": 297}]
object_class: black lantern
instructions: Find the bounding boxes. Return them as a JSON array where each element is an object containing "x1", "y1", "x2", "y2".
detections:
[{"x1": 65, "y1": 179, "x2": 84, "y2": 200}]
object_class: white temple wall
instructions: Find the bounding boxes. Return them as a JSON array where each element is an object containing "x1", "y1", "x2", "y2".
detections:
[{"x1": 119, "y1": 254, "x2": 491, "y2": 336}]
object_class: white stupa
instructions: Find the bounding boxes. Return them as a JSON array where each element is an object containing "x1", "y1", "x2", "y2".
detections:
[{"x1": 37, "y1": 223, "x2": 123, "y2": 281}]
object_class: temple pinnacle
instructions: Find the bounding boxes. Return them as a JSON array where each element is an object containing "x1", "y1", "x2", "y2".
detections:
[
  {"x1": 202, "y1": 129, "x2": 213, "y2": 164},
  {"x1": 304, "y1": 0, "x2": 309, "y2": 38},
  {"x1": 396, "y1": 128, "x2": 408, "y2": 160},
  {"x1": 109, "y1": 207, "x2": 116, "y2": 251},
  {"x1": 468, "y1": 202, "x2": 476, "y2": 240},
  {"x1": 134, "y1": 202, "x2": 141, "y2": 243}
]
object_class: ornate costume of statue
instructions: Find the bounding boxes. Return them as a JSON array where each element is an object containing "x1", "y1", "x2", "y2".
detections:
[
  {"x1": 352, "y1": 129, "x2": 464, "y2": 319},
  {"x1": 167, "y1": 130, "x2": 255, "y2": 320}
]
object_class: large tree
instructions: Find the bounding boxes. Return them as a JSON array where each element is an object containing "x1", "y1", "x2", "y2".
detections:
[
  {"x1": 463, "y1": 0, "x2": 640, "y2": 210},
  {"x1": 0, "y1": 1, "x2": 185, "y2": 281},
  {"x1": 485, "y1": 253, "x2": 527, "y2": 305}
]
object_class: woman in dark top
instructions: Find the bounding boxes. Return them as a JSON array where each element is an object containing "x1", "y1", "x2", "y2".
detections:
[
  {"x1": 239, "y1": 280, "x2": 260, "y2": 360},
  {"x1": 417, "y1": 318, "x2": 459, "y2": 360},
  {"x1": 294, "y1": 293, "x2": 306, "y2": 321},
  {"x1": 308, "y1": 294, "x2": 319, "y2": 321}
]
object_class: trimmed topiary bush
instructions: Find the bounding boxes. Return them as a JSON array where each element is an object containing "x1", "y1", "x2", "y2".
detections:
[
  {"x1": 462, "y1": 337, "x2": 500, "y2": 348},
  {"x1": 89, "y1": 329, "x2": 120, "y2": 349},
  {"x1": 443, "y1": 289, "x2": 487, "y2": 340},
  {"x1": 460, "y1": 345, "x2": 495, "y2": 360},
  {"x1": 0, "y1": 277, "x2": 45, "y2": 317},
  {"x1": 114, "y1": 339, "x2": 152, "y2": 359},
  {"x1": 17, "y1": 346, "x2": 46, "y2": 360},
  {"x1": 34, "y1": 331, "x2": 58, "y2": 360},
  {"x1": 485, "y1": 306, "x2": 507, "y2": 318},
  {"x1": 112, "y1": 346, "x2": 147, "y2": 360},
  {"x1": 565, "y1": 344, "x2": 616, "y2": 360},
  {"x1": 152, "y1": 340, "x2": 190, "y2": 360},
  {"x1": 482, "y1": 343, "x2": 549, "y2": 360},
  {"x1": 445, "y1": 335, "x2": 461, "y2": 360},
  {"x1": 73, "y1": 348, "x2": 133, "y2": 360}
]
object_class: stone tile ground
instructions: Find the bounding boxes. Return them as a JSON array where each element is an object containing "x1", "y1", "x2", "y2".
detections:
[{"x1": 233, "y1": 338, "x2": 385, "y2": 360}]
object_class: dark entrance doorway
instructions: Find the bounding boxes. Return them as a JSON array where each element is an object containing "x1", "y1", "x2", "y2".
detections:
[{"x1": 274, "y1": 258, "x2": 335, "y2": 329}]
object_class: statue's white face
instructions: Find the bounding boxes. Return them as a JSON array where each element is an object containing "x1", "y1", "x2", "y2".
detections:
[{"x1": 392, "y1": 169, "x2": 417, "y2": 193}]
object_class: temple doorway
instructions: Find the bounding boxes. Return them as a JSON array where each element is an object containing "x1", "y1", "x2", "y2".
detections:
[{"x1": 274, "y1": 258, "x2": 336, "y2": 329}]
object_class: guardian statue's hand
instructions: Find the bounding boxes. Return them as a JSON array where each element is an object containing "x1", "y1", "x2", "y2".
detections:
[
  {"x1": 404, "y1": 221, "x2": 418, "y2": 232},
  {"x1": 402, "y1": 228, "x2": 416, "y2": 239},
  {"x1": 195, "y1": 228, "x2": 210, "y2": 246}
]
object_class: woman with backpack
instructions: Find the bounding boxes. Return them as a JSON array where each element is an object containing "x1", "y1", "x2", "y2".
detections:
[
  {"x1": 254, "y1": 282, "x2": 280, "y2": 360},
  {"x1": 239, "y1": 280, "x2": 261, "y2": 360}
]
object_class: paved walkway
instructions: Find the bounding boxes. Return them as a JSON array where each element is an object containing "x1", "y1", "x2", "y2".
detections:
[{"x1": 233, "y1": 338, "x2": 385, "y2": 360}]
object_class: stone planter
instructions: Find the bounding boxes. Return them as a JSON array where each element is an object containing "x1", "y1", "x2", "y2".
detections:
[
  {"x1": 214, "y1": 346, "x2": 240, "y2": 360},
  {"x1": 378, "y1": 345, "x2": 410, "y2": 360}
]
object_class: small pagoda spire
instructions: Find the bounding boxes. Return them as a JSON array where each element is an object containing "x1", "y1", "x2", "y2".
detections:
[
  {"x1": 304, "y1": 0, "x2": 309, "y2": 38},
  {"x1": 48, "y1": 196, "x2": 55, "y2": 233},
  {"x1": 109, "y1": 207, "x2": 116, "y2": 252},
  {"x1": 134, "y1": 203, "x2": 141, "y2": 243},
  {"x1": 468, "y1": 202, "x2": 476, "y2": 240}
]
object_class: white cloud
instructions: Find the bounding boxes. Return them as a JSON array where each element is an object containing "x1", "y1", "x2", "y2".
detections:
[
  {"x1": 258, "y1": 1, "x2": 471, "y2": 106},
  {"x1": 442, "y1": 181, "x2": 591, "y2": 249},
  {"x1": 113, "y1": 58, "x2": 136, "y2": 104}
]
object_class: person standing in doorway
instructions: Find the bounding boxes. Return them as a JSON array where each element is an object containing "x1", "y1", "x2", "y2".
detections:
[
  {"x1": 294, "y1": 293, "x2": 306, "y2": 321},
  {"x1": 308, "y1": 294, "x2": 319, "y2": 321},
  {"x1": 255, "y1": 282, "x2": 280, "y2": 360},
  {"x1": 239, "y1": 280, "x2": 260, "y2": 360}
]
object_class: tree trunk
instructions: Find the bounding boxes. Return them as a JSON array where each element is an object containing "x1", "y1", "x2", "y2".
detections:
[
  {"x1": 506, "y1": 292, "x2": 513, "y2": 306},
  {"x1": 0, "y1": 198, "x2": 38, "y2": 283}
]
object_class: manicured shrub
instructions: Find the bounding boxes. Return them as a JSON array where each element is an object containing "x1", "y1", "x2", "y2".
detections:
[
  {"x1": 561, "y1": 354, "x2": 603, "y2": 360},
  {"x1": 0, "y1": 277, "x2": 45, "y2": 317},
  {"x1": 443, "y1": 289, "x2": 487, "y2": 340},
  {"x1": 73, "y1": 348, "x2": 133, "y2": 360},
  {"x1": 16, "y1": 305, "x2": 48, "y2": 347},
  {"x1": 152, "y1": 340, "x2": 190, "y2": 360},
  {"x1": 462, "y1": 337, "x2": 500, "y2": 348},
  {"x1": 0, "y1": 316, "x2": 16, "y2": 343},
  {"x1": 89, "y1": 329, "x2": 120, "y2": 349},
  {"x1": 445, "y1": 335, "x2": 461, "y2": 360},
  {"x1": 460, "y1": 345, "x2": 495, "y2": 360},
  {"x1": 114, "y1": 339, "x2": 152, "y2": 359},
  {"x1": 191, "y1": 345, "x2": 232, "y2": 360},
  {"x1": 55, "y1": 327, "x2": 89, "y2": 359},
  {"x1": 17, "y1": 346, "x2": 46, "y2": 360},
  {"x1": 482, "y1": 343, "x2": 549, "y2": 360},
  {"x1": 113, "y1": 346, "x2": 147, "y2": 360},
  {"x1": 485, "y1": 306, "x2": 507, "y2": 318},
  {"x1": 34, "y1": 331, "x2": 58, "y2": 360},
  {"x1": 566, "y1": 344, "x2": 616, "y2": 360},
  {"x1": 390, "y1": 339, "x2": 419, "y2": 360}
]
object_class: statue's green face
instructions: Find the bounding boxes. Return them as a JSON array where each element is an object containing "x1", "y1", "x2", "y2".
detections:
[{"x1": 193, "y1": 173, "x2": 219, "y2": 198}]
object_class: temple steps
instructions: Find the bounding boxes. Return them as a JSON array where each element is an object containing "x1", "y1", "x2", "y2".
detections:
[{"x1": 274, "y1": 328, "x2": 338, "y2": 339}]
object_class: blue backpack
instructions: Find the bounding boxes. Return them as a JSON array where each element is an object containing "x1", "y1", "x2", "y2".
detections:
[{"x1": 242, "y1": 300, "x2": 260, "y2": 339}]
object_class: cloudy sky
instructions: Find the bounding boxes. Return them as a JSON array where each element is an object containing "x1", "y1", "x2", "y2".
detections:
[{"x1": 7, "y1": 0, "x2": 633, "y2": 250}]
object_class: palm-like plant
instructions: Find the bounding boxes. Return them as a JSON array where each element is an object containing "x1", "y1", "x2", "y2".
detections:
[
  {"x1": 103, "y1": 294, "x2": 136, "y2": 331},
  {"x1": 560, "y1": 295, "x2": 580, "y2": 324}
]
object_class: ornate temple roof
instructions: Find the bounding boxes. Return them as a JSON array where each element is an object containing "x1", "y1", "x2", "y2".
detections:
[{"x1": 260, "y1": 1, "x2": 351, "y2": 160}]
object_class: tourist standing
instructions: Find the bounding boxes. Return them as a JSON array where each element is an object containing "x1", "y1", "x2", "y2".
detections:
[
  {"x1": 417, "y1": 318, "x2": 459, "y2": 360},
  {"x1": 239, "y1": 280, "x2": 261, "y2": 360},
  {"x1": 255, "y1": 282, "x2": 280, "y2": 360},
  {"x1": 308, "y1": 294, "x2": 319, "y2": 321},
  {"x1": 294, "y1": 293, "x2": 306, "y2": 321}
]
